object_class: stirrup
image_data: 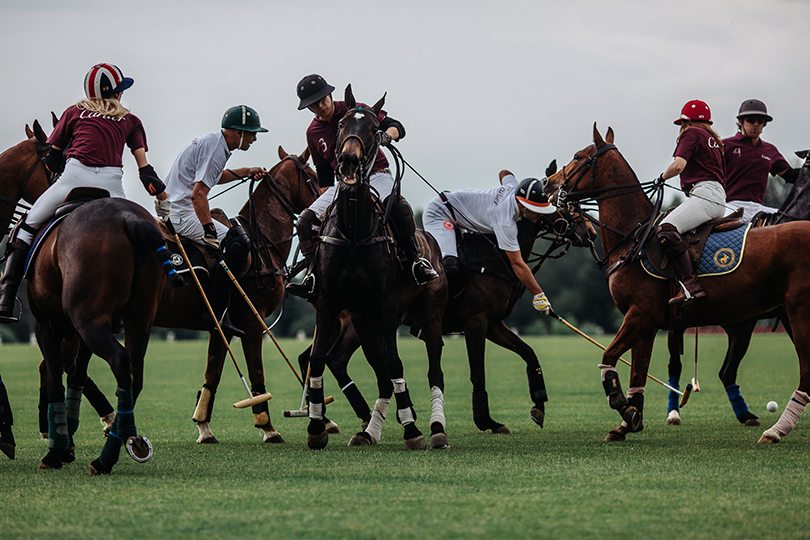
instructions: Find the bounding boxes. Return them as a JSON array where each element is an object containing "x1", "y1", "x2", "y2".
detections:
[
  {"x1": 412, "y1": 258, "x2": 438, "y2": 285},
  {"x1": 286, "y1": 273, "x2": 316, "y2": 301},
  {"x1": 0, "y1": 298, "x2": 22, "y2": 324}
]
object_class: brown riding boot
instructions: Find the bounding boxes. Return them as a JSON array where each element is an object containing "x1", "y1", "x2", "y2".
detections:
[{"x1": 655, "y1": 223, "x2": 706, "y2": 306}]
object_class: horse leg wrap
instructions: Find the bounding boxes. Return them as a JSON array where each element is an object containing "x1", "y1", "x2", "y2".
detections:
[
  {"x1": 393, "y1": 379, "x2": 416, "y2": 425},
  {"x1": 307, "y1": 376, "x2": 324, "y2": 421},
  {"x1": 96, "y1": 428, "x2": 122, "y2": 472},
  {"x1": 251, "y1": 385, "x2": 270, "y2": 427},
  {"x1": 155, "y1": 245, "x2": 183, "y2": 286},
  {"x1": 65, "y1": 385, "x2": 83, "y2": 436},
  {"x1": 47, "y1": 402, "x2": 69, "y2": 452},
  {"x1": 472, "y1": 391, "x2": 492, "y2": 430},
  {"x1": 192, "y1": 384, "x2": 216, "y2": 424},
  {"x1": 769, "y1": 390, "x2": 810, "y2": 438},
  {"x1": 342, "y1": 381, "x2": 372, "y2": 423},
  {"x1": 725, "y1": 384, "x2": 752, "y2": 422},
  {"x1": 430, "y1": 386, "x2": 446, "y2": 432},
  {"x1": 527, "y1": 365, "x2": 548, "y2": 406},
  {"x1": 114, "y1": 387, "x2": 136, "y2": 440},
  {"x1": 365, "y1": 398, "x2": 390, "y2": 444},
  {"x1": 667, "y1": 377, "x2": 681, "y2": 414},
  {"x1": 600, "y1": 367, "x2": 628, "y2": 411}
]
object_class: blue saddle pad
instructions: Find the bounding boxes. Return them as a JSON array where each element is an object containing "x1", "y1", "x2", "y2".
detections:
[
  {"x1": 23, "y1": 214, "x2": 70, "y2": 277},
  {"x1": 641, "y1": 223, "x2": 752, "y2": 279}
]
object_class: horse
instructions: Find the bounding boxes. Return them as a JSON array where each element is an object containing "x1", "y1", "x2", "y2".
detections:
[
  {"x1": 664, "y1": 151, "x2": 810, "y2": 427},
  {"x1": 29, "y1": 196, "x2": 166, "y2": 473},
  {"x1": 545, "y1": 124, "x2": 810, "y2": 444},
  {"x1": 298, "y1": 195, "x2": 596, "y2": 435},
  {"x1": 304, "y1": 85, "x2": 449, "y2": 450}
]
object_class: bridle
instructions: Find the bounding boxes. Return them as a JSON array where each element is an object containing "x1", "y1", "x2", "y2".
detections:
[
  {"x1": 1, "y1": 137, "x2": 55, "y2": 236},
  {"x1": 336, "y1": 107, "x2": 382, "y2": 184}
]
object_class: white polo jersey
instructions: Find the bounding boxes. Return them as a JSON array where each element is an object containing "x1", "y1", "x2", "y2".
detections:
[
  {"x1": 165, "y1": 131, "x2": 232, "y2": 216},
  {"x1": 424, "y1": 174, "x2": 522, "y2": 258}
]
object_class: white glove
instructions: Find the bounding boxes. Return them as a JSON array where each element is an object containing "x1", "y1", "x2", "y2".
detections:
[
  {"x1": 155, "y1": 198, "x2": 171, "y2": 222},
  {"x1": 532, "y1": 292, "x2": 551, "y2": 314}
]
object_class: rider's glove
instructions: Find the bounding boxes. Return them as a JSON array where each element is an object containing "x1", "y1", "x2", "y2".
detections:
[
  {"x1": 154, "y1": 198, "x2": 171, "y2": 222},
  {"x1": 139, "y1": 164, "x2": 166, "y2": 196},
  {"x1": 43, "y1": 147, "x2": 65, "y2": 175},
  {"x1": 202, "y1": 222, "x2": 222, "y2": 260},
  {"x1": 532, "y1": 292, "x2": 552, "y2": 315},
  {"x1": 378, "y1": 130, "x2": 393, "y2": 146},
  {"x1": 654, "y1": 173, "x2": 665, "y2": 187}
]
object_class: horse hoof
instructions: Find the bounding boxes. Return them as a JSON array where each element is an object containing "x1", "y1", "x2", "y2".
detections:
[
  {"x1": 39, "y1": 451, "x2": 64, "y2": 470},
  {"x1": 324, "y1": 420, "x2": 340, "y2": 435},
  {"x1": 197, "y1": 436, "x2": 219, "y2": 444},
  {"x1": 307, "y1": 431, "x2": 328, "y2": 450},
  {"x1": 745, "y1": 418, "x2": 762, "y2": 427},
  {"x1": 404, "y1": 435, "x2": 427, "y2": 450},
  {"x1": 530, "y1": 407, "x2": 545, "y2": 428},
  {"x1": 263, "y1": 432, "x2": 286, "y2": 444},
  {"x1": 59, "y1": 446, "x2": 76, "y2": 464},
  {"x1": 604, "y1": 426, "x2": 627, "y2": 442},
  {"x1": 758, "y1": 427, "x2": 780, "y2": 444},
  {"x1": 125, "y1": 436, "x2": 153, "y2": 463},
  {"x1": 491, "y1": 425, "x2": 512, "y2": 435},
  {"x1": 348, "y1": 431, "x2": 374, "y2": 447},
  {"x1": 666, "y1": 410, "x2": 681, "y2": 426},
  {"x1": 623, "y1": 406, "x2": 642, "y2": 432},
  {"x1": 429, "y1": 433, "x2": 449, "y2": 449},
  {"x1": 88, "y1": 459, "x2": 111, "y2": 476}
]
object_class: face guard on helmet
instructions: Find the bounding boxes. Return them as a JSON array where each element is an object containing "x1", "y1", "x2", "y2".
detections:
[
  {"x1": 737, "y1": 99, "x2": 773, "y2": 123},
  {"x1": 674, "y1": 99, "x2": 712, "y2": 125},
  {"x1": 297, "y1": 74, "x2": 335, "y2": 110},
  {"x1": 516, "y1": 177, "x2": 556, "y2": 214},
  {"x1": 84, "y1": 63, "x2": 134, "y2": 100}
]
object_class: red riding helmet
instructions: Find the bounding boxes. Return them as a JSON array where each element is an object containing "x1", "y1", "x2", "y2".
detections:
[
  {"x1": 84, "y1": 63, "x2": 134, "y2": 100},
  {"x1": 674, "y1": 100, "x2": 712, "y2": 125}
]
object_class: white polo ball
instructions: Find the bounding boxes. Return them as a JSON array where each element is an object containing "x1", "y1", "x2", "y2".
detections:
[{"x1": 767, "y1": 401, "x2": 778, "y2": 413}]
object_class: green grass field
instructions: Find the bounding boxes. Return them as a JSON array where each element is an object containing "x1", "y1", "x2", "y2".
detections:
[{"x1": 1, "y1": 332, "x2": 809, "y2": 539}]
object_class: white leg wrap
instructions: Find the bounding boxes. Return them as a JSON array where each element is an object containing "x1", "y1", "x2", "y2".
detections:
[
  {"x1": 430, "y1": 386, "x2": 446, "y2": 429},
  {"x1": 598, "y1": 364, "x2": 614, "y2": 381},
  {"x1": 770, "y1": 390, "x2": 809, "y2": 438},
  {"x1": 365, "y1": 398, "x2": 390, "y2": 444},
  {"x1": 310, "y1": 376, "x2": 323, "y2": 389},
  {"x1": 308, "y1": 402, "x2": 324, "y2": 420},
  {"x1": 392, "y1": 378, "x2": 406, "y2": 393},
  {"x1": 398, "y1": 407, "x2": 415, "y2": 425},
  {"x1": 627, "y1": 386, "x2": 645, "y2": 398}
]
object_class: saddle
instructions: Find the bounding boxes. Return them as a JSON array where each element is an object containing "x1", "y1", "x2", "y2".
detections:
[
  {"x1": 156, "y1": 210, "x2": 239, "y2": 281},
  {"x1": 642, "y1": 208, "x2": 744, "y2": 281}
]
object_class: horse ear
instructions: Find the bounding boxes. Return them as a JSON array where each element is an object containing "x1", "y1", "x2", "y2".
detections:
[
  {"x1": 51, "y1": 111, "x2": 59, "y2": 128},
  {"x1": 345, "y1": 84, "x2": 356, "y2": 109},
  {"x1": 25, "y1": 124, "x2": 34, "y2": 139},
  {"x1": 33, "y1": 119, "x2": 48, "y2": 144},
  {"x1": 545, "y1": 159, "x2": 557, "y2": 177},
  {"x1": 278, "y1": 145, "x2": 288, "y2": 160},
  {"x1": 371, "y1": 93, "x2": 386, "y2": 116},
  {"x1": 606, "y1": 127, "x2": 615, "y2": 144},
  {"x1": 593, "y1": 122, "x2": 605, "y2": 148},
  {"x1": 301, "y1": 146, "x2": 311, "y2": 163}
]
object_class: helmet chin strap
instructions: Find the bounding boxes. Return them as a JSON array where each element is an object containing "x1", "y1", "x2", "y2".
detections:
[{"x1": 238, "y1": 131, "x2": 245, "y2": 151}]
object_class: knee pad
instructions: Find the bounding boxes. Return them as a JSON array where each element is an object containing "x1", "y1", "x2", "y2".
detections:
[
  {"x1": 656, "y1": 223, "x2": 687, "y2": 256},
  {"x1": 222, "y1": 223, "x2": 251, "y2": 274},
  {"x1": 297, "y1": 209, "x2": 321, "y2": 254},
  {"x1": 384, "y1": 196, "x2": 416, "y2": 238},
  {"x1": 602, "y1": 370, "x2": 628, "y2": 410}
]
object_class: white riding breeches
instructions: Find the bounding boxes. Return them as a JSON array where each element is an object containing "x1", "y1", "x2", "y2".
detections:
[
  {"x1": 724, "y1": 200, "x2": 778, "y2": 223},
  {"x1": 661, "y1": 181, "x2": 726, "y2": 233},
  {"x1": 308, "y1": 171, "x2": 396, "y2": 222}
]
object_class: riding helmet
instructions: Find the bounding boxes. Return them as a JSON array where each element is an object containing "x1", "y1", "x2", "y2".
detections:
[
  {"x1": 737, "y1": 99, "x2": 773, "y2": 122},
  {"x1": 297, "y1": 74, "x2": 335, "y2": 110},
  {"x1": 516, "y1": 177, "x2": 556, "y2": 214},
  {"x1": 84, "y1": 63, "x2": 134, "y2": 100},
  {"x1": 674, "y1": 99, "x2": 712, "y2": 125},
  {"x1": 221, "y1": 105, "x2": 269, "y2": 133}
]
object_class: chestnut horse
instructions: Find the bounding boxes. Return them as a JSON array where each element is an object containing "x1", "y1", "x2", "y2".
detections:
[
  {"x1": 665, "y1": 151, "x2": 810, "y2": 427},
  {"x1": 545, "y1": 125, "x2": 810, "y2": 444},
  {"x1": 305, "y1": 85, "x2": 449, "y2": 450},
  {"x1": 29, "y1": 197, "x2": 166, "y2": 473}
]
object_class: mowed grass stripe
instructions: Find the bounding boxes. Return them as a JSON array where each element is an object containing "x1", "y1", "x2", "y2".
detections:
[{"x1": 1, "y1": 333, "x2": 808, "y2": 539}]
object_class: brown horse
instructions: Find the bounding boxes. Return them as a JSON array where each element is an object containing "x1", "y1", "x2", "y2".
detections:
[
  {"x1": 152, "y1": 146, "x2": 320, "y2": 443},
  {"x1": 30, "y1": 196, "x2": 166, "y2": 473},
  {"x1": 545, "y1": 125, "x2": 810, "y2": 444}
]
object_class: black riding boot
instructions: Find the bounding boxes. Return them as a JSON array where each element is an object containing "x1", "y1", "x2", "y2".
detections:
[
  {"x1": 204, "y1": 264, "x2": 244, "y2": 338},
  {"x1": 0, "y1": 240, "x2": 31, "y2": 323},
  {"x1": 286, "y1": 209, "x2": 321, "y2": 302},
  {"x1": 656, "y1": 223, "x2": 705, "y2": 305},
  {"x1": 386, "y1": 196, "x2": 438, "y2": 285},
  {"x1": 443, "y1": 255, "x2": 466, "y2": 299}
]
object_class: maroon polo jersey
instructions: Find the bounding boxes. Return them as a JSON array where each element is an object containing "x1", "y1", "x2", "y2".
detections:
[
  {"x1": 722, "y1": 133, "x2": 789, "y2": 204},
  {"x1": 48, "y1": 105, "x2": 148, "y2": 168},
  {"x1": 673, "y1": 126, "x2": 725, "y2": 193},
  {"x1": 305, "y1": 101, "x2": 389, "y2": 186}
]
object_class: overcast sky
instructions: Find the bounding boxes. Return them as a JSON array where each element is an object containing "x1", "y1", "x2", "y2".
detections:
[{"x1": 2, "y1": 0, "x2": 808, "y2": 219}]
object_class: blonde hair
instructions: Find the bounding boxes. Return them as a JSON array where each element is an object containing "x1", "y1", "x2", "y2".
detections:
[
  {"x1": 679, "y1": 120, "x2": 724, "y2": 154},
  {"x1": 76, "y1": 97, "x2": 130, "y2": 118}
]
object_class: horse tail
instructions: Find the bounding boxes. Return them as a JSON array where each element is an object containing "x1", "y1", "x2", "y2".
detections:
[{"x1": 121, "y1": 214, "x2": 164, "y2": 271}]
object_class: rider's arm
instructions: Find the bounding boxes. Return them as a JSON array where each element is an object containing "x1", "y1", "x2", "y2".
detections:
[
  {"x1": 661, "y1": 157, "x2": 687, "y2": 181},
  {"x1": 191, "y1": 182, "x2": 213, "y2": 225},
  {"x1": 505, "y1": 250, "x2": 542, "y2": 296},
  {"x1": 133, "y1": 147, "x2": 168, "y2": 201},
  {"x1": 499, "y1": 170, "x2": 515, "y2": 184},
  {"x1": 379, "y1": 116, "x2": 405, "y2": 141},
  {"x1": 218, "y1": 167, "x2": 266, "y2": 184}
]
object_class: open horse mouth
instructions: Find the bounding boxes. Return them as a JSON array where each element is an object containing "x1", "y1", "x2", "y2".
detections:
[{"x1": 340, "y1": 174, "x2": 358, "y2": 186}]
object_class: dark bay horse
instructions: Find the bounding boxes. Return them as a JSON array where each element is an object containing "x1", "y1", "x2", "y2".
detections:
[
  {"x1": 545, "y1": 125, "x2": 810, "y2": 444},
  {"x1": 29, "y1": 197, "x2": 166, "y2": 473},
  {"x1": 305, "y1": 86, "x2": 449, "y2": 450},
  {"x1": 665, "y1": 151, "x2": 810, "y2": 427}
]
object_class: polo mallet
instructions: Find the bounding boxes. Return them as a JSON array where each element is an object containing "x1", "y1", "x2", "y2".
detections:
[
  {"x1": 166, "y1": 220, "x2": 271, "y2": 409},
  {"x1": 692, "y1": 327, "x2": 701, "y2": 392},
  {"x1": 216, "y1": 260, "x2": 334, "y2": 411},
  {"x1": 549, "y1": 309, "x2": 685, "y2": 399}
]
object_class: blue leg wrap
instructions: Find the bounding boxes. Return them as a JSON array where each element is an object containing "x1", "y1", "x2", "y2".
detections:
[
  {"x1": 47, "y1": 402, "x2": 69, "y2": 452},
  {"x1": 667, "y1": 377, "x2": 680, "y2": 414},
  {"x1": 725, "y1": 384, "x2": 749, "y2": 421}
]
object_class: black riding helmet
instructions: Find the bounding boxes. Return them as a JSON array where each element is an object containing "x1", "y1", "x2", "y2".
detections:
[
  {"x1": 737, "y1": 99, "x2": 773, "y2": 122},
  {"x1": 516, "y1": 177, "x2": 556, "y2": 214},
  {"x1": 297, "y1": 74, "x2": 335, "y2": 110}
]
